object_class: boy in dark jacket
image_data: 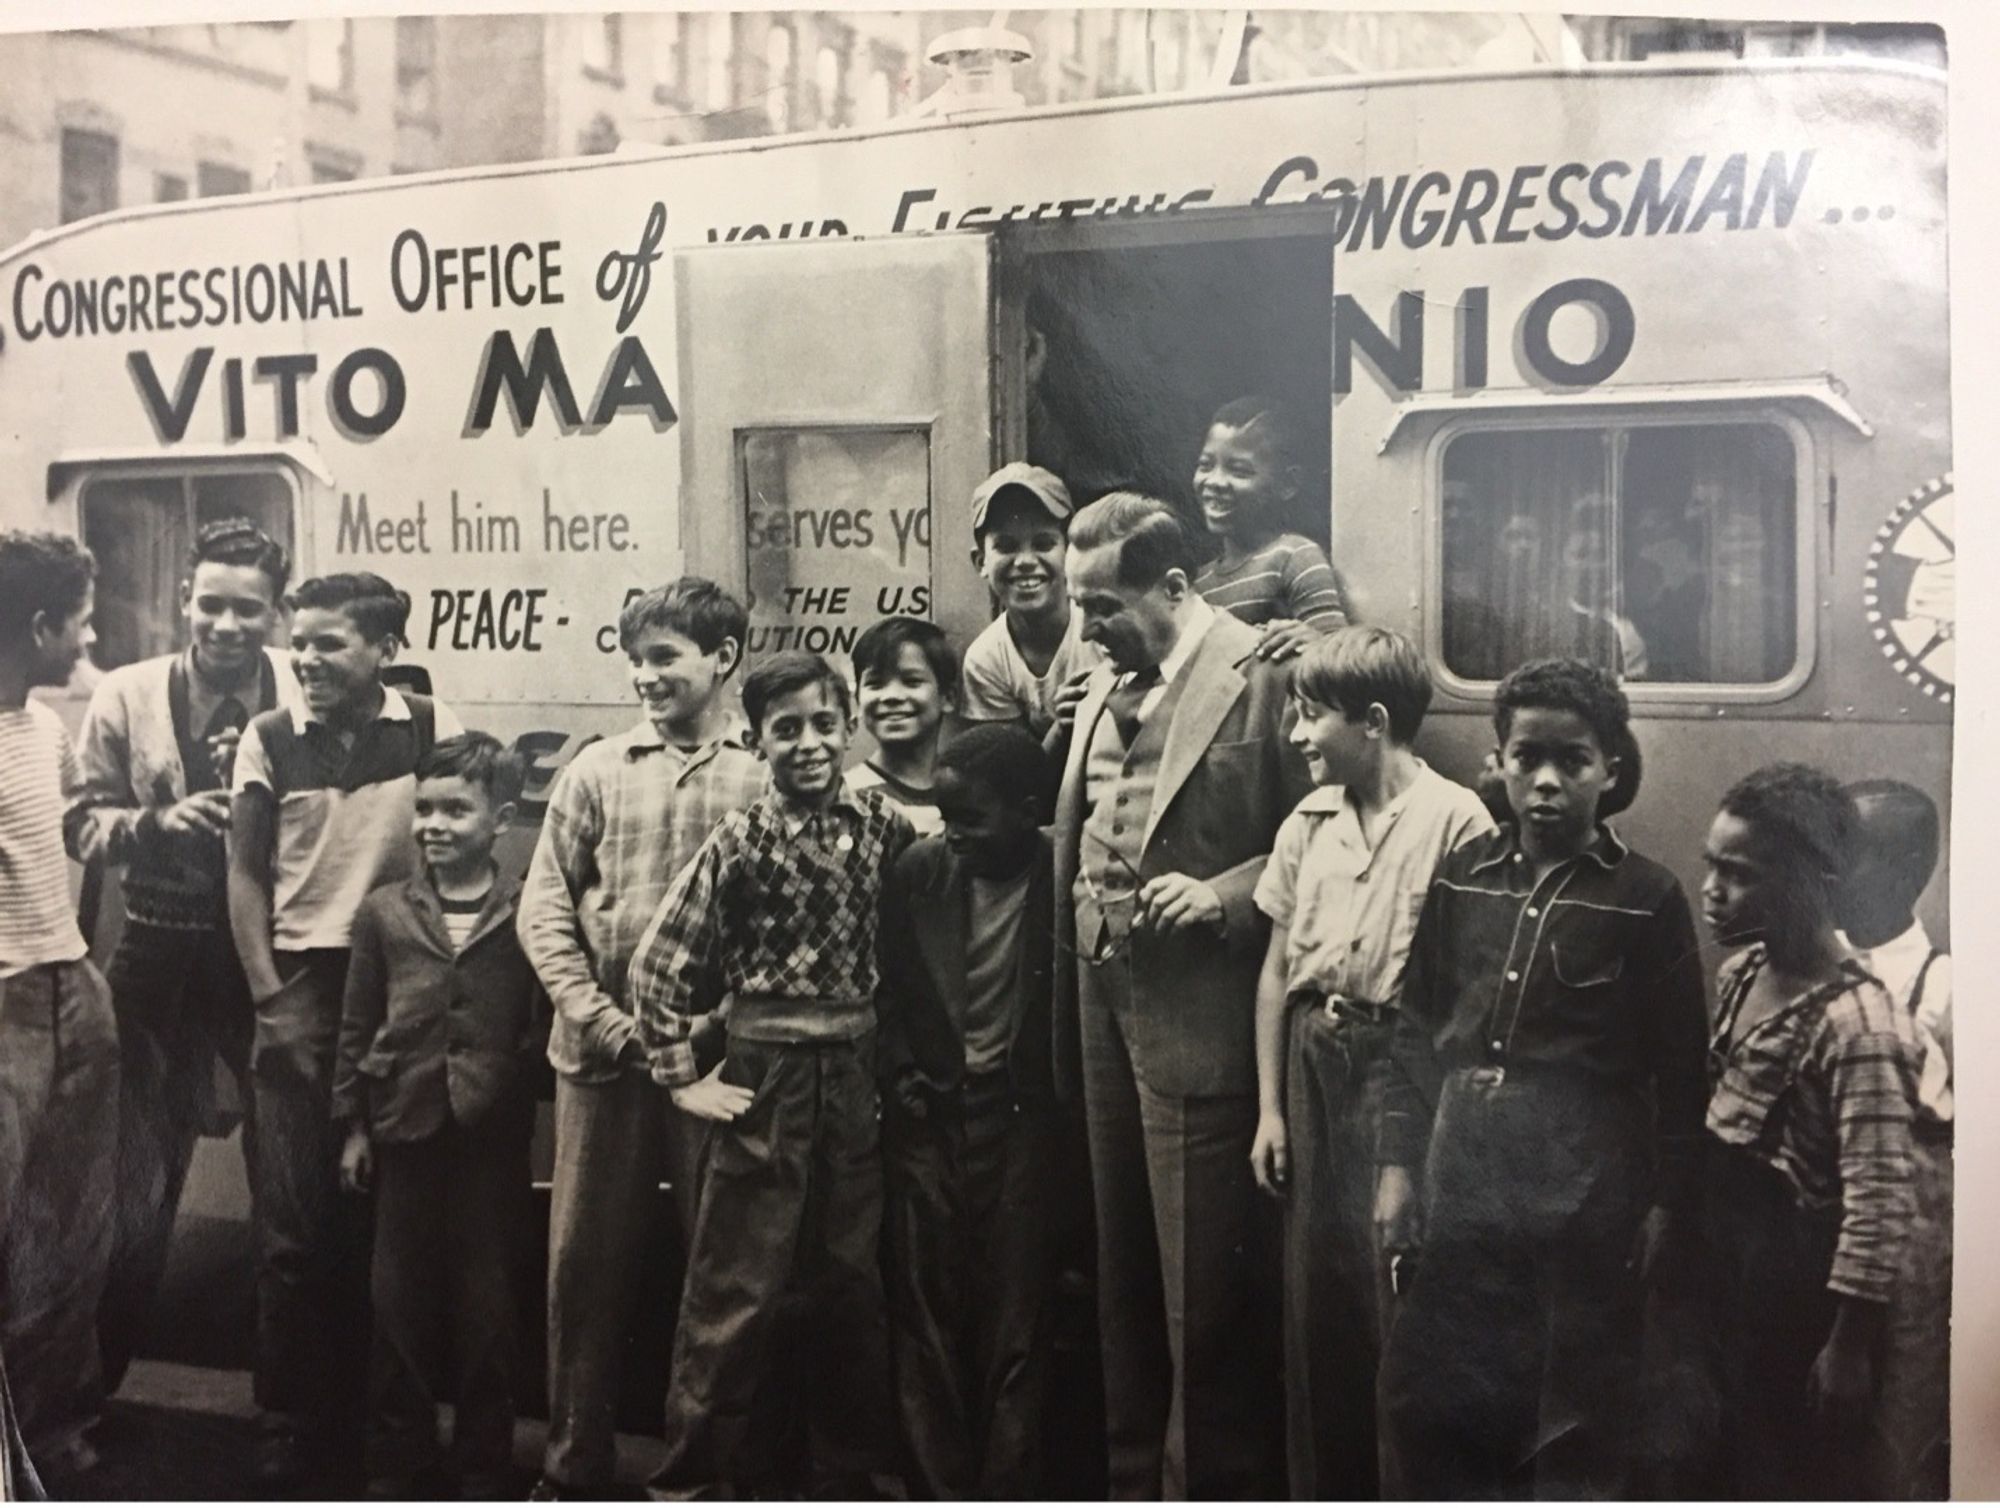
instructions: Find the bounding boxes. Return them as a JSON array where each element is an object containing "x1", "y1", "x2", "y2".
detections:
[
  {"x1": 878, "y1": 723, "x2": 1063, "y2": 1499},
  {"x1": 334, "y1": 733, "x2": 546, "y2": 1498}
]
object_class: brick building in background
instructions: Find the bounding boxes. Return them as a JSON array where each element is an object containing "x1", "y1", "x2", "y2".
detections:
[{"x1": 0, "y1": 10, "x2": 1945, "y2": 253}]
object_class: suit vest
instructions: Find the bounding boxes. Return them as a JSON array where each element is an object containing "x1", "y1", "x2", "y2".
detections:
[{"x1": 1073, "y1": 669, "x2": 1191, "y2": 958}]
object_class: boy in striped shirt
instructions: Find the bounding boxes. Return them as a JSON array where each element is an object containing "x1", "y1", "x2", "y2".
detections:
[{"x1": 0, "y1": 531, "x2": 118, "y2": 1487}]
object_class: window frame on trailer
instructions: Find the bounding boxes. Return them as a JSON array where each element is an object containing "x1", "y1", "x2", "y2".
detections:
[
  {"x1": 1422, "y1": 405, "x2": 1818, "y2": 706},
  {"x1": 70, "y1": 459, "x2": 305, "y2": 672}
]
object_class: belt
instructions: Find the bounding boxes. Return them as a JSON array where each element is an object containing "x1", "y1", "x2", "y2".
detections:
[{"x1": 1285, "y1": 987, "x2": 1394, "y2": 1028}]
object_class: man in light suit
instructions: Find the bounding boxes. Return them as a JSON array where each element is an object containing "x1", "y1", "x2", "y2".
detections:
[{"x1": 1055, "y1": 492, "x2": 1308, "y2": 1499}]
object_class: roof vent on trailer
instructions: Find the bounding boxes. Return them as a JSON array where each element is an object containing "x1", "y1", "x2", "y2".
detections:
[{"x1": 919, "y1": 24, "x2": 1033, "y2": 116}]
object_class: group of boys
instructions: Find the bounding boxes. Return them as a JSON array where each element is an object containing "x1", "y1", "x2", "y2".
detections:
[{"x1": 0, "y1": 445, "x2": 1954, "y2": 1504}]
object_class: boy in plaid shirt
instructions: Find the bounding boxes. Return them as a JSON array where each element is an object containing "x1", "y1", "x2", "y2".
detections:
[
  {"x1": 629, "y1": 650, "x2": 914, "y2": 1499},
  {"x1": 517, "y1": 578, "x2": 763, "y2": 1499}
]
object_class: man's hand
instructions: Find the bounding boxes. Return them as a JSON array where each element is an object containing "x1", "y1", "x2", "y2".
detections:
[
  {"x1": 670, "y1": 1062, "x2": 754, "y2": 1124},
  {"x1": 157, "y1": 791, "x2": 233, "y2": 842},
  {"x1": 1374, "y1": 1164, "x2": 1422, "y2": 1257},
  {"x1": 206, "y1": 726, "x2": 245, "y2": 786},
  {"x1": 1250, "y1": 1109, "x2": 1289, "y2": 1199},
  {"x1": 1136, "y1": 874, "x2": 1224, "y2": 936},
  {"x1": 1050, "y1": 668, "x2": 1093, "y2": 730},
  {"x1": 1253, "y1": 619, "x2": 1321, "y2": 662},
  {"x1": 338, "y1": 1125, "x2": 374, "y2": 1195}
]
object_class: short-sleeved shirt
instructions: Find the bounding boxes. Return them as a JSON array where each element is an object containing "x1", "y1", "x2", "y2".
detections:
[
  {"x1": 1194, "y1": 533, "x2": 1349, "y2": 629},
  {"x1": 0, "y1": 699, "x2": 88, "y2": 975},
  {"x1": 1254, "y1": 763, "x2": 1494, "y2": 1004},
  {"x1": 846, "y1": 761, "x2": 944, "y2": 837},
  {"x1": 234, "y1": 687, "x2": 463, "y2": 951},
  {"x1": 960, "y1": 605, "x2": 1102, "y2": 737}
]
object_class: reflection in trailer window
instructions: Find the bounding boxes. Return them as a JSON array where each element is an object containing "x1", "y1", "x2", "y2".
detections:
[
  {"x1": 79, "y1": 469, "x2": 297, "y2": 670},
  {"x1": 1439, "y1": 422, "x2": 1799, "y2": 686},
  {"x1": 740, "y1": 428, "x2": 932, "y2": 674}
]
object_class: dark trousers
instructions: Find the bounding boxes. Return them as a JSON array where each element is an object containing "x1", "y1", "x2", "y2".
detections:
[
  {"x1": 250, "y1": 949, "x2": 371, "y2": 1458},
  {"x1": 652, "y1": 1034, "x2": 894, "y2": 1498},
  {"x1": 1280, "y1": 1004, "x2": 1396, "y2": 1501},
  {"x1": 543, "y1": 1070, "x2": 705, "y2": 1489},
  {"x1": 369, "y1": 1116, "x2": 532, "y2": 1486},
  {"x1": 1869, "y1": 1128, "x2": 1951, "y2": 1500},
  {"x1": 1078, "y1": 955, "x2": 1283, "y2": 1501},
  {"x1": 98, "y1": 920, "x2": 256, "y2": 1394},
  {"x1": 1682, "y1": 1145, "x2": 1860, "y2": 1501},
  {"x1": 883, "y1": 1071, "x2": 1061, "y2": 1499},
  {"x1": 0, "y1": 960, "x2": 119, "y2": 1463},
  {"x1": 1380, "y1": 1066, "x2": 1647, "y2": 1500}
]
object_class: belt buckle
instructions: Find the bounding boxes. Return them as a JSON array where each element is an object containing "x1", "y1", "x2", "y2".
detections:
[
  {"x1": 1470, "y1": 1065, "x2": 1507, "y2": 1089},
  {"x1": 1324, "y1": 995, "x2": 1344, "y2": 1023}
]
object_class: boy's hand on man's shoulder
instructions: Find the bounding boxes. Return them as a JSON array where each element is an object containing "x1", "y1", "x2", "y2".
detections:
[{"x1": 671, "y1": 1062, "x2": 754, "y2": 1124}]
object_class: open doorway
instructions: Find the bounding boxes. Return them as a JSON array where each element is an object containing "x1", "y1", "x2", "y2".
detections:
[{"x1": 1001, "y1": 213, "x2": 1337, "y2": 560}]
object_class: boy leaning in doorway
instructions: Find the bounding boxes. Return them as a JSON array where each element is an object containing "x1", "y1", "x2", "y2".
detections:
[
  {"x1": 877, "y1": 722, "x2": 1064, "y2": 1498},
  {"x1": 628, "y1": 650, "x2": 914, "y2": 1499},
  {"x1": 1247, "y1": 627, "x2": 1493, "y2": 1499},
  {"x1": 517, "y1": 578, "x2": 763, "y2": 1500},
  {"x1": 227, "y1": 571, "x2": 460, "y2": 1491}
]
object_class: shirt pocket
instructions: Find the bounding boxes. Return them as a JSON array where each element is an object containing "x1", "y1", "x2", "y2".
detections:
[{"x1": 1551, "y1": 939, "x2": 1626, "y2": 989}]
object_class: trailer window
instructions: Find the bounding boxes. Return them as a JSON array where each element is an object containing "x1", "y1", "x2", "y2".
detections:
[
  {"x1": 1439, "y1": 422, "x2": 1798, "y2": 686},
  {"x1": 740, "y1": 428, "x2": 932, "y2": 674},
  {"x1": 79, "y1": 470, "x2": 297, "y2": 669}
]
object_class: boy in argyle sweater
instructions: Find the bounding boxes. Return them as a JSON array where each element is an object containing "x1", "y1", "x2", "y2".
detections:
[{"x1": 628, "y1": 651, "x2": 914, "y2": 1499}]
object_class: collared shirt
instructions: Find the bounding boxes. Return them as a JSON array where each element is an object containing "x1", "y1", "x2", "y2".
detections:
[
  {"x1": 0, "y1": 699, "x2": 88, "y2": 976},
  {"x1": 1378, "y1": 825, "x2": 1710, "y2": 1208},
  {"x1": 1848, "y1": 921, "x2": 1951, "y2": 1123},
  {"x1": 518, "y1": 718, "x2": 766, "y2": 1083},
  {"x1": 1133, "y1": 596, "x2": 1215, "y2": 724},
  {"x1": 1254, "y1": 763, "x2": 1494, "y2": 1004},
  {"x1": 233, "y1": 686, "x2": 464, "y2": 950},
  {"x1": 1706, "y1": 947, "x2": 1918, "y2": 1303},
  {"x1": 629, "y1": 783, "x2": 915, "y2": 1088}
]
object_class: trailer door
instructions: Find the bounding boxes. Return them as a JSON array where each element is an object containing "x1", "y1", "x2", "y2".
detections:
[{"x1": 675, "y1": 234, "x2": 993, "y2": 672}]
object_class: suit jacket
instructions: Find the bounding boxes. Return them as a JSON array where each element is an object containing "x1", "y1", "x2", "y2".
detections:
[
  {"x1": 333, "y1": 868, "x2": 548, "y2": 1143},
  {"x1": 878, "y1": 832, "x2": 1057, "y2": 1105},
  {"x1": 1053, "y1": 611, "x2": 1309, "y2": 1099}
]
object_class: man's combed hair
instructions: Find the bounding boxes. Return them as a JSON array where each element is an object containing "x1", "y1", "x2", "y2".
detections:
[
  {"x1": 189, "y1": 517, "x2": 291, "y2": 596},
  {"x1": 417, "y1": 730, "x2": 526, "y2": 806},
  {"x1": 1067, "y1": 492, "x2": 1197, "y2": 589},
  {"x1": 1843, "y1": 777, "x2": 1942, "y2": 888},
  {"x1": 0, "y1": 531, "x2": 95, "y2": 644},
  {"x1": 742, "y1": 650, "x2": 850, "y2": 732},
  {"x1": 287, "y1": 572, "x2": 411, "y2": 644},
  {"x1": 852, "y1": 616, "x2": 959, "y2": 702},
  {"x1": 1293, "y1": 626, "x2": 1433, "y2": 744},
  {"x1": 617, "y1": 577, "x2": 750, "y2": 659},
  {"x1": 1722, "y1": 762, "x2": 1859, "y2": 897},
  {"x1": 938, "y1": 722, "x2": 1051, "y2": 823}
]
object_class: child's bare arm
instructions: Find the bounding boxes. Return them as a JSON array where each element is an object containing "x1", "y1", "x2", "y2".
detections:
[
  {"x1": 1250, "y1": 923, "x2": 1293, "y2": 1198},
  {"x1": 226, "y1": 785, "x2": 283, "y2": 1004}
]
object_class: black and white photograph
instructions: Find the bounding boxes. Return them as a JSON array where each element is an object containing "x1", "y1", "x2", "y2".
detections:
[{"x1": 0, "y1": 0, "x2": 1973, "y2": 1499}]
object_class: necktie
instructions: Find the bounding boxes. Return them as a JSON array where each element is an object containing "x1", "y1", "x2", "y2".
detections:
[{"x1": 1103, "y1": 665, "x2": 1162, "y2": 748}]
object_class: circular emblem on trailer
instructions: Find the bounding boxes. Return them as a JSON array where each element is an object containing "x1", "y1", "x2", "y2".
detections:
[{"x1": 1864, "y1": 474, "x2": 1955, "y2": 704}]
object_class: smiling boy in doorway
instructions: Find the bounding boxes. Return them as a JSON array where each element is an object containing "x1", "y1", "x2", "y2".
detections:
[{"x1": 67, "y1": 519, "x2": 301, "y2": 1401}]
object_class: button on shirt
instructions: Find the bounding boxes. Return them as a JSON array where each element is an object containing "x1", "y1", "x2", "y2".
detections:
[
  {"x1": 518, "y1": 719, "x2": 766, "y2": 1083},
  {"x1": 1378, "y1": 825, "x2": 1711, "y2": 1206},
  {"x1": 1253, "y1": 763, "x2": 1494, "y2": 1004}
]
